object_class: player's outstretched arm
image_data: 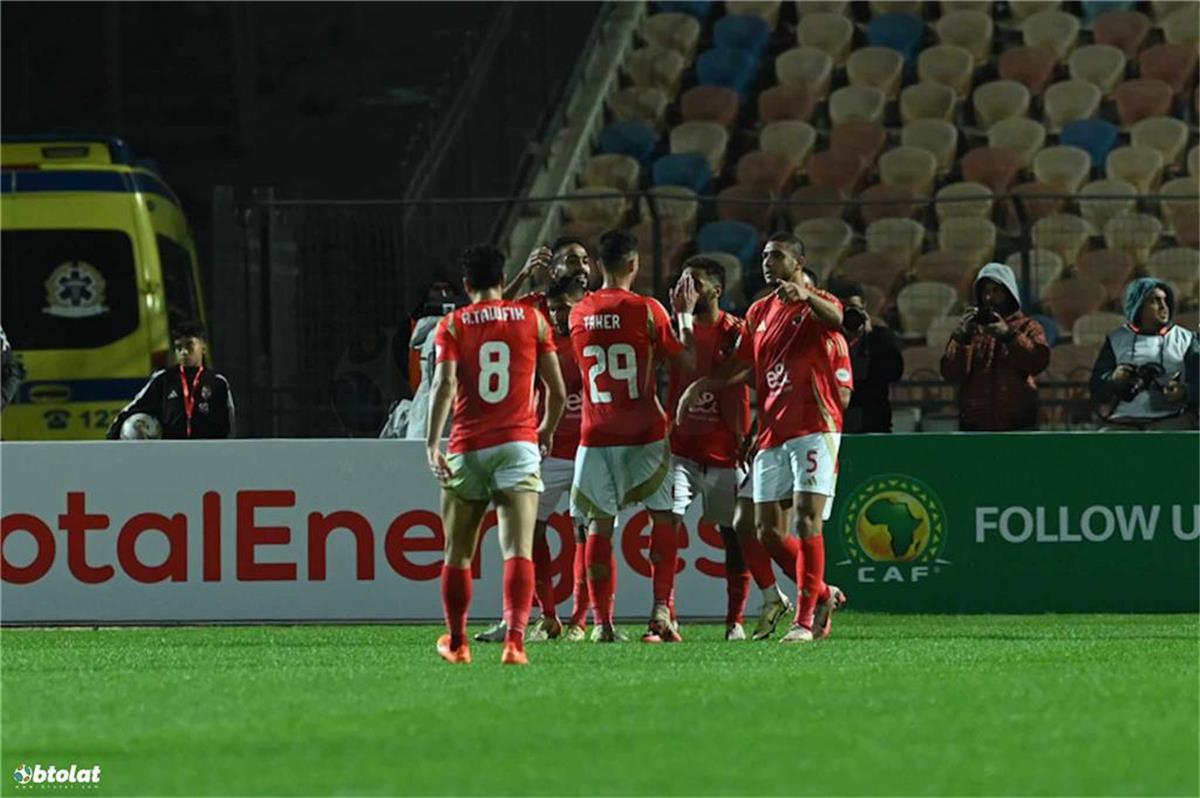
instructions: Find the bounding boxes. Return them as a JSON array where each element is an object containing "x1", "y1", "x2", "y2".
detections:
[
  {"x1": 425, "y1": 360, "x2": 456, "y2": 481},
  {"x1": 536, "y1": 350, "x2": 567, "y2": 458},
  {"x1": 675, "y1": 357, "x2": 752, "y2": 426},
  {"x1": 775, "y1": 280, "x2": 843, "y2": 329}
]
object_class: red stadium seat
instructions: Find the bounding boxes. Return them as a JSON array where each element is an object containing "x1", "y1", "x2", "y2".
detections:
[
  {"x1": 1092, "y1": 9, "x2": 1151, "y2": 58},
  {"x1": 860, "y1": 183, "x2": 921, "y2": 224},
  {"x1": 806, "y1": 149, "x2": 866, "y2": 194},
  {"x1": 786, "y1": 185, "x2": 848, "y2": 225},
  {"x1": 998, "y1": 46, "x2": 1057, "y2": 96},
  {"x1": 757, "y1": 84, "x2": 818, "y2": 124},
  {"x1": 717, "y1": 184, "x2": 775, "y2": 232},
  {"x1": 830, "y1": 118, "x2": 888, "y2": 172},
  {"x1": 680, "y1": 86, "x2": 741, "y2": 128},
  {"x1": 1112, "y1": 79, "x2": 1174, "y2": 127},
  {"x1": 736, "y1": 150, "x2": 795, "y2": 197},
  {"x1": 1139, "y1": 44, "x2": 1198, "y2": 99},
  {"x1": 961, "y1": 146, "x2": 1024, "y2": 193}
]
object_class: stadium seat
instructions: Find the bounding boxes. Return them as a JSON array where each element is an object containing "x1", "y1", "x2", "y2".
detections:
[
  {"x1": 987, "y1": 117, "x2": 1046, "y2": 169},
  {"x1": 1130, "y1": 117, "x2": 1189, "y2": 170},
  {"x1": 625, "y1": 46, "x2": 687, "y2": 93},
  {"x1": 786, "y1": 185, "x2": 847, "y2": 225},
  {"x1": 1078, "y1": 179, "x2": 1138, "y2": 232},
  {"x1": 1091, "y1": 9, "x2": 1151, "y2": 58},
  {"x1": 973, "y1": 80, "x2": 1032, "y2": 129},
  {"x1": 714, "y1": 13, "x2": 771, "y2": 59},
  {"x1": 1033, "y1": 146, "x2": 1092, "y2": 194},
  {"x1": 736, "y1": 150, "x2": 795, "y2": 196},
  {"x1": 794, "y1": 0, "x2": 850, "y2": 16},
  {"x1": 935, "y1": 181, "x2": 993, "y2": 220},
  {"x1": 641, "y1": 185, "x2": 700, "y2": 232},
  {"x1": 1190, "y1": 146, "x2": 1200, "y2": 178},
  {"x1": 1009, "y1": 1, "x2": 1062, "y2": 22},
  {"x1": 936, "y1": 10, "x2": 992, "y2": 68},
  {"x1": 867, "y1": 217, "x2": 927, "y2": 266},
  {"x1": 1076, "y1": 249, "x2": 1136, "y2": 304},
  {"x1": 1068, "y1": 45, "x2": 1127, "y2": 96},
  {"x1": 608, "y1": 86, "x2": 671, "y2": 129},
  {"x1": 897, "y1": 282, "x2": 959, "y2": 336},
  {"x1": 727, "y1": 0, "x2": 783, "y2": 27},
  {"x1": 758, "y1": 84, "x2": 818, "y2": 123},
  {"x1": 837, "y1": 251, "x2": 909, "y2": 295},
  {"x1": 1148, "y1": 248, "x2": 1200, "y2": 299},
  {"x1": 1059, "y1": 119, "x2": 1119, "y2": 170},
  {"x1": 1103, "y1": 213, "x2": 1163, "y2": 266},
  {"x1": 599, "y1": 122, "x2": 657, "y2": 169},
  {"x1": 847, "y1": 47, "x2": 905, "y2": 99},
  {"x1": 696, "y1": 219, "x2": 761, "y2": 270},
  {"x1": 1044, "y1": 276, "x2": 1107, "y2": 329},
  {"x1": 1080, "y1": 0, "x2": 1133, "y2": 24},
  {"x1": 961, "y1": 146, "x2": 1024, "y2": 193},
  {"x1": 915, "y1": 250, "x2": 974, "y2": 297},
  {"x1": 1006, "y1": 249, "x2": 1064, "y2": 298},
  {"x1": 902, "y1": 119, "x2": 959, "y2": 174},
  {"x1": 717, "y1": 184, "x2": 775, "y2": 232},
  {"x1": 830, "y1": 86, "x2": 887, "y2": 125},
  {"x1": 918, "y1": 45, "x2": 976, "y2": 99},
  {"x1": 940, "y1": 0, "x2": 993, "y2": 12},
  {"x1": 652, "y1": 153, "x2": 713, "y2": 192},
  {"x1": 564, "y1": 187, "x2": 628, "y2": 228},
  {"x1": 866, "y1": 12, "x2": 926, "y2": 66},
  {"x1": 795, "y1": 217, "x2": 854, "y2": 276},
  {"x1": 900, "y1": 82, "x2": 956, "y2": 124},
  {"x1": 1043, "y1": 80, "x2": 1102, "y2": 132},
  {"x1": 775, "y1": 47, "x2": 833, "y2": 99},
  {"x1": 1139, "y1": 44, "x2": 1198, "y2": 99},
  {"x1": 1105, "y1": 145, "x2": 1164, "y2": 193},
  {"x1": 641, "y1": 12, "x2": 702, "y2": 59},
  {"x1": 925, "y1": 314, "x2": 962, "y2": 349},
  {"x1": 696, "y1": 47, "x2": 760, "y2": 101},
  {"x1": 806, "y1": 148, "x2": 866, "y2": 194},
  {"x1": 797, "y1": 12, "x2": 855, "y2": 66},
  {"x1": 860, "y1": 183, "x2": 921, "y2": 223},
  {"x1": 697, "y1": 250, "x2": 747, "y2": 305},
  {"x1": 869, "y1": 0, "x2": 924, "y2": 16},
  {"x1": 830, "y1": 118, "x2": 888, "y2": 172},
  {"x1": 670, "y1": 122, "x2": 729, "y2": 174},
  {"x1": 583, "y1": 154, "x2": 641, "y2": 193},
  {"x1": 1072, "y1": 311, "x2": 1126, "y2": 346},
  {"x1": 998, "y1": 46, "x2": 1058, "y2": 96},
  {"x1": 1111, "y1": 79, "x2": 1174, "y2": 127},
  {"x1": 938, "y1": 216, "x2": 997, "y2": 267},
  {"x1": 1162, "y1": 4, "x2": 1200, "y2": 49},
  {"x1": 1007, "y1": 181, "x2": 1067, "y2": 227},
  {"x1": 1159, "y1": 177, "x2": 1200, "y2": 248},
  {"x1": 1032, "y1": 213, "x2": 1094, "y2": 266},
  {"x1": 654, "y1": 0, "x2": 714, "y2": 19},
  {"x1": 879, "y1": 146, "x2": 938, "y2": 196},
  {"x1": 760, "y1": 121, "x2": 818, "y2": 169},
  {"x1": 680, "y1": 86, "x2": 740, "y2": 128},
  {"x1": 1022, "y1": 9, "x2": 1080, "y2": 62}
]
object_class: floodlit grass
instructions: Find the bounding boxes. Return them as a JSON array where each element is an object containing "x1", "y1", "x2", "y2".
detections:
[{"x1": 2, "y1": 614, "x2": 1197, "y2": 796}]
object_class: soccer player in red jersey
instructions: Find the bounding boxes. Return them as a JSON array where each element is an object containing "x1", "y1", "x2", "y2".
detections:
[
  {"x1": 425, "y1": 244, "x2": 567, "y2": 665},
  {"x1": 569, "y1": 229, "x2": 698, "y2": 643},
  {"x1": 678, "y1": 233, "x2": 850, "y2": 643},
  {"x1": 505, "y1": 237, "x2": 593, "y2": 317}
]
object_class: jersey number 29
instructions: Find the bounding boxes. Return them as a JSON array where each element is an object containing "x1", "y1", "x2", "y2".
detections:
[{"x1": 583, "y1": 343, "x2": 639, "y2": 404}]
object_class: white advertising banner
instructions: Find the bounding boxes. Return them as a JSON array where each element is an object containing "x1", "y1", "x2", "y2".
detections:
[{"x1": 1, "y1": 441, "x2": 738, "y2": 623}]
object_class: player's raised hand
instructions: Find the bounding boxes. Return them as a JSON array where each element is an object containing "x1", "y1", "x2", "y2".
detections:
[
  {"x1": 671, "y1": 272, "x2": 699, "y2": 313},
  {"x1": 523, "y1": 246, "x2": 553, "y2": 282},
  {"x1": 774, "y1": 279, "x2": 809, "y2": 305},
  {"x1": 427, "y1": 445, "x2": 451, "y2": 483}
]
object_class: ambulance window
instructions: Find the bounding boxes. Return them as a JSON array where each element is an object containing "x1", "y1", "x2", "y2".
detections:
[
  {"x1": 156, "y1": 235, "x2": 200, "y2": 329},
  {"x1": 1, "y1": 229, "x2": 140, "y2": 350}
]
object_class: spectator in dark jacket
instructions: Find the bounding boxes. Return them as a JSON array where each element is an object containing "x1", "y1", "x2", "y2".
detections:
[
  {"x1": 829, "y1": 278, "x2": 905, "y2": 432},
  {"x1": 940, "y1": 263, "x2": 1050, "y2": 431},
  {"x1": 107, "y1": 321, "x2": 235, "y2": 439}
]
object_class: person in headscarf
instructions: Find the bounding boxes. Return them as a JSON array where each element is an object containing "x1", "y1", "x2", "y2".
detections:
[{"x1": 940, "y1": 262, "x2": 1051, "y2": 431}]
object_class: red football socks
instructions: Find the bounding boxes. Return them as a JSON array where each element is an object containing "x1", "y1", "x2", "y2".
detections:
[
  {"x1": 440, "y1": 564, "x2": 472, "y2": 649},
  {"x1": 727, "y1": 572, "x2": 750, "y2": 626},
  {"x1": 764, "y1": 533, "x2": 800, "y2": 583},
  {"x1": 740, "y1": 531, "x2": 777, "y2": 590},
  {"x1": 797, "y1": 535, "x2": 825, "y2": 629},
  {"x1": 531, "y1": 534, "x2": 556, "y2": 620},
  {"x1": 569, "y1": 538, "x2": 590, "y2": 628},
  {"x1": 502, "y1": 557, "x2": 534, "y2": 649},
  {"x1": 650, "y1": 520, "x2": 678, "y2": 604},
  {"x1": 586, "y1": 535, "x2": 615, "y2": 627}
]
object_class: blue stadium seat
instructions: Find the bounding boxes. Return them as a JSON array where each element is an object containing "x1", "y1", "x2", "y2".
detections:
[
  {"x1": 867, "y1": 13, "x2": 926, "y2": 66},
  {"x1": 1081, "y1": 0, "x2": 1133, "y2": 24},
  {"x1": 714, "y1": 14, "x2": 771, "y2": 61},
  {"x1": 1033, "y1": 313, "x2": 1060, "y2": 347},
  {"x1": 599, "y1": 122, "x2": 657, "y2": 170},
  {"x1": 1060, "y1": 119, "x2": 1119, "y2": 170},
  {"x1": 696, "y1": 220, "x2": 760, "y2": 270},
  {"x1": 653, "y1": 0, "x2": 713, "y2": 20},
  {"x1": 696, "y1": 47, "x2": 760, "y2": 102},
  {"x1": 652, "y1": 153, "x2": 713, "y2": 192}
]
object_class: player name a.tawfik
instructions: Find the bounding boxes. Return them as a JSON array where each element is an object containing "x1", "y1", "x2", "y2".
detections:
[
  {"x1": 583, "y1": 314, "x2": 622, "y2": 330},
  {"x1": 460, "y1": 306, "x2": 528, "y2": 325}
]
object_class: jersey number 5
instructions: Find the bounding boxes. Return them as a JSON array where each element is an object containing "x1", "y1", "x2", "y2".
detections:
[
  {"x1": 478, "y1": 341, "x2": 510, "y2": 403},
  {"x1": 583, "y1": 343, "x2": 639, "y2": 404}
]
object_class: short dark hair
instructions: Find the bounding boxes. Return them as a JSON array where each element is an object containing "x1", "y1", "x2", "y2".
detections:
[
  {"x1": 550, "y1": 236, "x2": 588, "y2": 255},
  {"x1": 459, "y1": 244, "x2": 506, "y2": 291},
  {"x1": 597, "y1": 229, "x2": 638, "y2": 271},
  {"x1": 802, "y1": 267, "x2": 819, "y2": 287},
  {"x1": 172, "y1": 320, "x2": 208, "y2": 342},
  {"x1": 767, "y1": 231, "x2": 805, "y2": 259},
  {"x1": 683, "y1": 255, "x2": 726, "y2": 291},
  {"x1": 546, "y1": 273, "x2": 587, "y2": 301}
]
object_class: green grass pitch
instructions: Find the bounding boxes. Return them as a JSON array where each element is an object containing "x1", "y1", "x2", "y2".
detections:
[{"x1": 2, "y1": 614, "x2": 1197, "y2": 796}]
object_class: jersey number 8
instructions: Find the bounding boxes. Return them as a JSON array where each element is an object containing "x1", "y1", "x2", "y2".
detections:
[
  {"x1": 583, "y1": 343, "x2": 638, "y2": 404},
  {"x1": 478, "y1": 341, "x2": 510, "y2": 403}
]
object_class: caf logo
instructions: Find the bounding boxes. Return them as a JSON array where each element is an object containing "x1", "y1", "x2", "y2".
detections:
[{"x1": 840, "y1": 474, "x2": 949, "y2": 583}]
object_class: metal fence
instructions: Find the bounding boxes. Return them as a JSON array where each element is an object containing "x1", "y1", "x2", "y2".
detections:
[{"x1": 210, "y1": 187, "x2": 1199, "y2": 436}]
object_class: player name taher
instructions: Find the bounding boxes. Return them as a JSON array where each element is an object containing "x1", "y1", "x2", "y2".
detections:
[
  {"x1": 583, "y1": 314, "x2": 622, "y2": 330},
  {"x1": 460, "y1": 306, "x2": 527, "y2": 324}
]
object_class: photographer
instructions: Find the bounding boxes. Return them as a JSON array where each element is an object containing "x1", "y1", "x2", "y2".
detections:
[
  {"x1": 828, "y1": 278, "x2": 904, "y2": 433},
  {"x1": 404, "y1": 281, "x2": 466, "y2": 440},
  {"x1": 940, "y1": 263, "x2": 1050, "y2": 431},
  {"x1": 1090, "y1": 279, "x2": 1198, "y2": 430}
]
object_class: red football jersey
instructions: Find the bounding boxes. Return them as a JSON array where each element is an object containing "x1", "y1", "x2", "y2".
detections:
[
  {"x1": 434, "y1": 299, "x2": 554, "y2": 454},
  {"x1": 734, "y1": 290, "x2": 853, "y2": 450},
  {"x1": 570, "y1": 287, "x2": 684, "y2": 447},
  {"x1": 668, "y1": 311, "x2": 750, "y2": 468},
  {"x1": 546, "y1": 329, "x2": 583, "y2": 460},
  {"x1": 517, "y1": 291, "x2": 550, "y2": 319}
]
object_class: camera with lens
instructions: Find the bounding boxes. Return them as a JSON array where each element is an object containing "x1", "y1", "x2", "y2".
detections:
[
  {"x1": 1117, "y1": 363, "x2": 1171, "y2": 402},
  {"x1": 972, "y1": 306, "x2": 1001, "y2": 327},
  {"x1": 842, "y1": 306, "x2": 868, "y2": 334}
]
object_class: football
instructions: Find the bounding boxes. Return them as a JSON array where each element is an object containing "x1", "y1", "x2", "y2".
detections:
[{"x1": 119, "y1": 413, "x2": 163, "y2": 440}]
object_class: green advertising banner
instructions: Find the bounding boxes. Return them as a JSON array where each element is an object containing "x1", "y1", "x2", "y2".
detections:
[{"x1": 828, "y1": 432, "x2": 1199, "y2": 613}]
